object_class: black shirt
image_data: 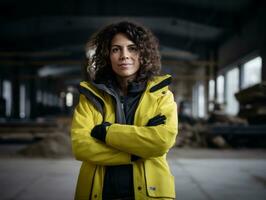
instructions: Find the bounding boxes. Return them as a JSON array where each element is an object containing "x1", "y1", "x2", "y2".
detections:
[{"x1": 102, "y1": 81, "x2": 146, "y2": 200}]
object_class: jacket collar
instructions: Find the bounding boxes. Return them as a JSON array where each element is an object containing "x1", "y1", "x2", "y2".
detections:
[
  {"x1": 147, "y1": 74, "x2": 172, "y2": 93},
  {"x1": 79, "y1": 74, "x2": 172, "y2": 95},
  {"x1": 103, "y1": 78, "x2": 146, "y2": 96},
  {"x1": 78, "y1": 74, "x2": 172, "y2": 124}
]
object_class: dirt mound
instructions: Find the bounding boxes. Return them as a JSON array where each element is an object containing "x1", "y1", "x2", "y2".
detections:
[{"x1": 18, "y1": 132, "x2": 73, "y2": 158}]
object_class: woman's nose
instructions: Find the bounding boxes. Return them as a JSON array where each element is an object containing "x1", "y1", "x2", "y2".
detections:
[{"x1": 120, "y1": 49, "x2": 129, "y2": 59}]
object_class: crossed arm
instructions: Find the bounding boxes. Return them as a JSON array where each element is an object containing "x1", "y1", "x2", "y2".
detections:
[{"x1": 71, "y1": 93, "x2": 177, "y2": 165}]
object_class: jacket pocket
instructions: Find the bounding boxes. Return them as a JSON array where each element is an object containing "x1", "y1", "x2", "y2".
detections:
[{"x1": 144, "y1": 160, "x2": 175, "y2": 198}]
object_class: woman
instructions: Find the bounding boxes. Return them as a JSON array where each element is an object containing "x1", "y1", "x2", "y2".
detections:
[{"x1": 71, "y1": 21, "x2": 178, "y2": 200}]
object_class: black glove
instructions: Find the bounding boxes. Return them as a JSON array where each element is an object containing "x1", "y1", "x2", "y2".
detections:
[
  {"x1": 131, "y1": 154, "x2": 140, "y2": 161},
  {"x1": 90, "y1": 122, "x2": 111, "y2": 142},
  {"x1": 146, "y1": 114, "x2": 166, "y2": 126}
]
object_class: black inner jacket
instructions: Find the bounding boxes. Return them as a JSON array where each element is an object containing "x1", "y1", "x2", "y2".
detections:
[{"x1": 102, "y1": 80, "x2": 146, "y2": 199}]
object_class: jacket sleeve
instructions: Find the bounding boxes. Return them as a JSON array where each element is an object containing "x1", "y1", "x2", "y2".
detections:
[
  {"x1": 71, "y1": 94, "x2": 132, "y2": 165},
  {"x1": 105, "y1": 90, "x2": 178, "y2": 159}
]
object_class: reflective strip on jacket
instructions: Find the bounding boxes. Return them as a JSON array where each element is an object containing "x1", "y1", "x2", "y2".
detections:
[{"x1": 71, "y1": 74, "x2": 178, "y2": 200}]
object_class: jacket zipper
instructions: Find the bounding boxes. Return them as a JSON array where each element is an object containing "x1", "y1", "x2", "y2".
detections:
[{"x1": 120, "y1": 96, "x2": 125, "y2": 112}]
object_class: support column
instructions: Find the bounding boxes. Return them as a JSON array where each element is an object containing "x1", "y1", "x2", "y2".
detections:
[
  {"x1": 11, "y1": 67, "x2": 20, "y2": 119},
  {"x1": 261, "y1": 47, "x2": 266, "y2": 82},
  {"x1": 28, "y1": 68, "x2": 38, "y2": 119}
]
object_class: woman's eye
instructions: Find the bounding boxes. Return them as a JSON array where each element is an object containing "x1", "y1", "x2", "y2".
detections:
[
  {"x1": 111, "y1": 48, "x2": 119, "y2": 53},
  {"x1": 129, "y1": 46, "x2": 138, "y2": 52}
]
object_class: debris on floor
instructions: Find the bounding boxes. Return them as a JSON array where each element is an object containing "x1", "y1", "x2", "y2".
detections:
[{"x1": 18, "y1": 131, "x2": 73, "y2": 158}]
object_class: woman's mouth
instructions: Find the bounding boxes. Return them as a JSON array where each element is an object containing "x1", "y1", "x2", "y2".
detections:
[{"x1": 119, "y1": 63, "x2": 132, "y2": 68}]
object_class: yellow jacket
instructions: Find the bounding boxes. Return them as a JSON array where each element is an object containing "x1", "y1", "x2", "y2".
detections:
[{"x1": 71, "y1": 75, "x2": 178, "y2": 200}]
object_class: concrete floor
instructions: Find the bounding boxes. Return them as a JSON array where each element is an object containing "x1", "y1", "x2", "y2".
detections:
[{"x1": 0, "y1": 148, "x2": 266, "y2": 200}]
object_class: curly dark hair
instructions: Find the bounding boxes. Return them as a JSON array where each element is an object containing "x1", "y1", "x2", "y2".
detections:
[{"x1": 84, "y1": 21, "x2": 161, "y2": 83}]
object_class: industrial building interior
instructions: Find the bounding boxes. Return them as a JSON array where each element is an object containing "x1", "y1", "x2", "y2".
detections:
[{"x1": 0, "y1": 0, "x2": 266, "y2": 200}]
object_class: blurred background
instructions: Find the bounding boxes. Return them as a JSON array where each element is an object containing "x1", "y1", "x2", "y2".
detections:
[
  {"x1": 1, "y1": 0, "x2": 266, "y2": 150},
  {"x1": 0, "y1": 0, "x2": 266, "y2": 199}
]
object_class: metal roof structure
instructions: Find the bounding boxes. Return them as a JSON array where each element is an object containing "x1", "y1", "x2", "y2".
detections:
[{"x1": 0, "y1": 0, "x2": 264, "y2": 82}]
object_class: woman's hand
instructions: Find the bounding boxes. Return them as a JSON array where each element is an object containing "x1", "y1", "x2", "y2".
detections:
[
  {"x1": 146, "y1": 114, "x2": 166, "y2": 126},
  {"x1": 91, "y1": 122, "x2": 111, "y2": 142}
]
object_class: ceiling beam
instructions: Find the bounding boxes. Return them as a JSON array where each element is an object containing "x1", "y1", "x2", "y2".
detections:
[{"x1": 1, "y1": 0, "x2": 248, "y2": 30}]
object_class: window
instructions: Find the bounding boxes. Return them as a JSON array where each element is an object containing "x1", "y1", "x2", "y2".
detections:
[
  {"x1": 241, "y1": 56, "x2": 262, "y2": 89},
  {"x1": 198, "y1": 84, "x2": 205, "y2": 117},
  {"x1": 225, "y1": 67, "x2": 239, "y2": 115},
  {"x1": 208, "y1": 79, "x2": 215, "y2": 111},
  {"x1": 192, "y1": 83, "x2": 205, "y2": 118},
  {"x1": 216, "y1": 75, "x2": 224, "y2": 104},
  {"x1": 209, "y1": 80, "x2": 215, "y2": 101},
  {"x1": 192, "y1": 85, "x2": 198, "y2": 118},
  {"x1": 3, "y1": 80, "x2": 12, "y2": 117},
  {"x1": 66, "y1": 92, "x2": 73, "y2": 107},
  {"x1": 20, "y1": 84, "x2": 26, "y2": 118}
]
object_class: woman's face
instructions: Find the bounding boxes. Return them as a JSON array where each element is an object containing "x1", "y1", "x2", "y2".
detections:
[{"x1": 109, "y1": 33, "x2": 140, "y2": 81}]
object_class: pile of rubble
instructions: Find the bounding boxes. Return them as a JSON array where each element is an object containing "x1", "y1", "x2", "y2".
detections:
[
  {"x1": 17, "y1": 117, "x2": 73, "y2": 158},
  {"x1": 18, "y1": 131, "x2": 73, "y2": 158},
  {"x1": 235, "y1": 82, "x2": 266, "y2": 124},
  {"x1": 175, "y1": 103, "x2": 248, "y2": 149},
  {"x1": 175, "y1": 122, "x2": 208, "y2": 148}
]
